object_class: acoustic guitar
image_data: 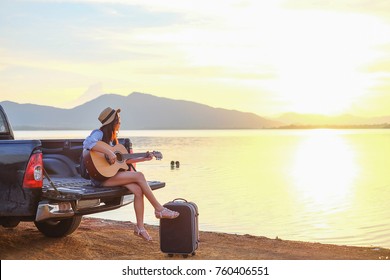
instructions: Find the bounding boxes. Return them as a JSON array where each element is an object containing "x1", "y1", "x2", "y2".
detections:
[{"x1": 83, "y1": 141, "x2": 163, "y2": 181}]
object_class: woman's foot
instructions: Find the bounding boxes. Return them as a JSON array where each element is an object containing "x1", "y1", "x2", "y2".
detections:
[
  {"x1": 155, "y1": 207, "x2": 180, "y2": 219},
  {"x1": 133, "y1": 225, "x2": 152, "y2": 241}
]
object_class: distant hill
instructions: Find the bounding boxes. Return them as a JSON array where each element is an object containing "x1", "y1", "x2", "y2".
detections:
[
  {"x1": 0, "y1": 92, "x2": 281, "y2": 130},
  {"x1": 275, "y1": 112, "x2": 390, "y2": 127},
  {"x1": 2, "y1": 93, "x2": 389, "y2": 130}
]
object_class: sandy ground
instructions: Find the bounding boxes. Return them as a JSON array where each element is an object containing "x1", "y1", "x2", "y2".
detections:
[{"x1": 1, "y1": 217, "x2": 389, "y2": 260}]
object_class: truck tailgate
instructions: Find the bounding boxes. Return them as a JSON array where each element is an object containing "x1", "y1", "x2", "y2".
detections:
[
  {"x1": 42, "y1": 177, "x2": 165, "y2": 200},
  {"x1": 37, "y1": 177, "x2": 166, "y2": 219}
]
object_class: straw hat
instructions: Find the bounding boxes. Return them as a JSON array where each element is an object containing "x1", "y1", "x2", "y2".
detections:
[{"x1": 98, "y1": 107, "x2": 121, "y2": 126}]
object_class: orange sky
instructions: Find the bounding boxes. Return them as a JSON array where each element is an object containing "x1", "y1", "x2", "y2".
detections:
[{"x1": 0, "y1": 0, "x2": 389, "y2": 117}]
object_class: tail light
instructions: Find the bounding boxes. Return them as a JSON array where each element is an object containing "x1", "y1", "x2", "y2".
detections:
[{"x1": 23, "y1": 151, "x2": 43, "y2": 188}]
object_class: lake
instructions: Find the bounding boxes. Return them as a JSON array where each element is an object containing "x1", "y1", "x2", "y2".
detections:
[{"x1": 15, "y1": 129, "x2": 390, "y2": 249}]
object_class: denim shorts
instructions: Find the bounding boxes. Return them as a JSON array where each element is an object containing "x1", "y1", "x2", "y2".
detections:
[{"x1": 90, "y1": 177, "x2": 104, "y2": 187}]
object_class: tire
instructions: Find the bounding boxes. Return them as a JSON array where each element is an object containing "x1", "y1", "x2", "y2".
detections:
[
  {"x1": 1, "y1": 218, "x2": 20, "y2": 228},
  {"x1": 34, "y1": 216, "x2": 82, "y2": 237}
]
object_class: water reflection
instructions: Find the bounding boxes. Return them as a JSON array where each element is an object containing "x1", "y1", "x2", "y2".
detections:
[
  {"x1": 290, "y1": 130, "x2": 359, "y2": 213},
  {"x1": 16, "y1": 129, "x2": 390, "y2": 248}
]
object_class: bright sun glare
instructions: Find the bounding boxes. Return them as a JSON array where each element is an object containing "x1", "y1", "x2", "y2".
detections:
[
  {"x1": 258, "y1": 10, "x2": 383, "y2": 116},
  {"x1": 290, "y1": 130, "x2": 359, "y2": 211}
]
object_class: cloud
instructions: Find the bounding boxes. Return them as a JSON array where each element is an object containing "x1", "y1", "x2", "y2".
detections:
[
  {"x1": 66, "y1": 83, "x2": 105, "y2": 107},
  {"x1": 283, "y1": 0, "x2": 390, "y2": 24},
  {"x1": 2, "y1": 0, "x2": 390, "y2": 116}
]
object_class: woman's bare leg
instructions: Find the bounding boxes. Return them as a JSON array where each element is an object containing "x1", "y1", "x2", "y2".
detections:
[
  {"x1": 102, "y1": 171, "x2": 179, "y2": 219},
  {"x1": 103, "y1": 171, "x2": 164, "y2": 211},
  {"x1": 123, "y1": 183, "x2": 152, "y2": 241},
  {"x1": 125, "y1": 183, "x2": 144, "y2": 228}
]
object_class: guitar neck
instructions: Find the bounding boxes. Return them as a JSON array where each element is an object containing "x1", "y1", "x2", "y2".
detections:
[{"x1": 123, "y1": 152, "x2": 149, "y2": 160}]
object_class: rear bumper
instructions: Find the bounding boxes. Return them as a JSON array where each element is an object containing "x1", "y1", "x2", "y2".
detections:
[
  {"x1": 35, "y1": 194, "x2": 135, "y2": 222},
  {"x1": 36, "y1": 201, "x2": 74, "y2": 222}
]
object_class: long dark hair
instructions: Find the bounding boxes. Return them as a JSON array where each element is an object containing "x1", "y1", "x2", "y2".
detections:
[{"x1": 100, "y1": 113, "x2": 119, "y2": 145}]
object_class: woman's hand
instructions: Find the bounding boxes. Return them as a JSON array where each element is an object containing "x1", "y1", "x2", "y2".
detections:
[
  {"x1": 145, "y1": 151, "x2": 154, "y2": 161},
  {"x1": 107, "y1": 152, "x2": 117, "y2": 165}
]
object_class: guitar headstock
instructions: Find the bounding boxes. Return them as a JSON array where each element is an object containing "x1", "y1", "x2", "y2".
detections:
[
  {"x1": 151, "y1": 151, "x2": 163, "y2": 160},
  {"x1": 146, "y1": 151, "x2": 163, "y2": 160}
]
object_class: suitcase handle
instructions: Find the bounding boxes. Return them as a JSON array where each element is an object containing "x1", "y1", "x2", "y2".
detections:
[{"x1": 172, "y1": 198, "x2": 188, "y2": 203}]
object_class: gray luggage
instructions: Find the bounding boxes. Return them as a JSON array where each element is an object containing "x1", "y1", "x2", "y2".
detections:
[{"x1": 159, "y1": 198, "x2": 199, "y2": 257}]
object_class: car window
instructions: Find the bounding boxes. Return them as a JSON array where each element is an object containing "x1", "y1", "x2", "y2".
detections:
[{"x1": 0, "y1": 111, "x2": 9, "y2": 133}]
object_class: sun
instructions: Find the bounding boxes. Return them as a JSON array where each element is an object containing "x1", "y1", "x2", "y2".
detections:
[
  {"x1": 275, "y1": 77, "x2": 367, "y2": 115},
  {"x1": 270, "y1": 57, "x2": 369, "y2": 115},
  {"x1": 261, "y1": 10, "x2": 382, "y2": 116},
  {"x1": 269, "y1": 33, "x2": 370, "y2": 116}
]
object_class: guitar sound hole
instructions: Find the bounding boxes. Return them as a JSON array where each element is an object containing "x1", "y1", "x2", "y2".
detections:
[{"x1": 115, "y1": 152, "x2": 123, "y2": 162}]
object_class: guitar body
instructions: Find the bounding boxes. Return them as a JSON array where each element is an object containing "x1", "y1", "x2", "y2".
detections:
[
  {"x1": 83, "y1": 143, "x2": 130, "y2": 181},
  {"x1": 83, "y1": 141, "x2": 163, "y2": 181}
]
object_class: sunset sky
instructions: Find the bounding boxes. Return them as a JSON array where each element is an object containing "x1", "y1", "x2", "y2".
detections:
[{"x1": 0, "y1": 0, "x2": 389, "y2": 117}]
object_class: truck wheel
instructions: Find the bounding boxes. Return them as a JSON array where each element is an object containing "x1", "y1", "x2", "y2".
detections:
[
  {"x1": 1, "y1": 218, "x2": 20, "y2": 228},
  {"x1": 34, "y1": 216, "x2": 82, "y2": 237}
]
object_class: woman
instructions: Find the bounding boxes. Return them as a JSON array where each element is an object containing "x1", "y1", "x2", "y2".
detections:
[{"x1": 83, "y1": 107, "x2": 179, "y2": 241}]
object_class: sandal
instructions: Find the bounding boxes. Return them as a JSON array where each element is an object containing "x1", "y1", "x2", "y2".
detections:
[
  {"x1": 155, "y1": 207, "x2": 180, "y2": 219},
  {"x1": 133, "y1": 226, "x2": 152, "y2": 241}
]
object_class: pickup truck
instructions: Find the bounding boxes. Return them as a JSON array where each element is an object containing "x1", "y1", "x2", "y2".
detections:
[{"x1": 0, "y1": 105, "x2": 165, "y2": 237}]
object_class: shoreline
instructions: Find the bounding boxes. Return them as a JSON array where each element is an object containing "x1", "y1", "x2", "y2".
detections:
[{"x1": 1, "y1": 217, "x2": 389, "y2": 260}]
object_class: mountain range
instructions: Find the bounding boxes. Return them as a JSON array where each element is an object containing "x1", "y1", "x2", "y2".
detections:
[
  {"x1": 1, "y1": 92, "x2": 389, "y2": 130},
  {"x1": 275, "y1": 112, "x2": 390, "y2": 127},
  {"x1": 0, "y1": 92, "x2": 281, "y2": 130}
]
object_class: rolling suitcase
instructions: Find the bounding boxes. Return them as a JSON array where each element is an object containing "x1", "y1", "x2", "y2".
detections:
[{"x1": 160, "y1": 198, "x2": 199, "y2": 258}]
